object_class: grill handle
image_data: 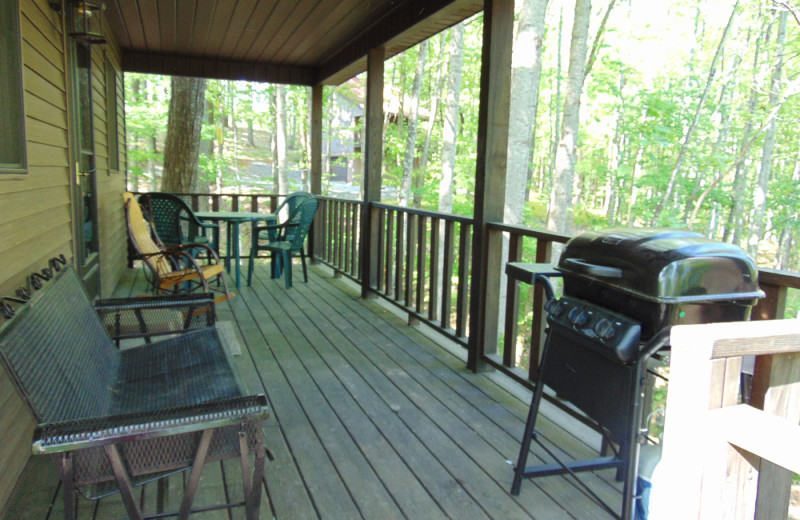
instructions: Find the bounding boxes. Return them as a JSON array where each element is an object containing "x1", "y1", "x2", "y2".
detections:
[{"x1": 562, "y1": 258, "x2": 623, "y2": 279}]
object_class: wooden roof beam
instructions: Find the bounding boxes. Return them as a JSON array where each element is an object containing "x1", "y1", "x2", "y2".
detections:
[
  {"x1": 317, "y1": 0, "x2": 481, "y2": 85},
  {"x1": 122, "y1": 51, "x2": 318, "y2": 85}
]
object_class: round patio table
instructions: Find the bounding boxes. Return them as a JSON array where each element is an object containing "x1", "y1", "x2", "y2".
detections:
[{"x1": 195, "y1": 211, "x2": 276, "y2": 288}]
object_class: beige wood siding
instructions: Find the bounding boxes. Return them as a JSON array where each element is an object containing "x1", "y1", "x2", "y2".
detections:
[{"x1": 0, "y1": 0, "x2": 128, "y2": 509}]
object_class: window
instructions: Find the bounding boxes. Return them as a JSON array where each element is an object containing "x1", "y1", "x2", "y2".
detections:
[
  {"x1": 105, "y1": 56, "x2": 119, "y2": 172},
  {"x1": 0, "y1": 0, "x2": 27, "y2": 174}
]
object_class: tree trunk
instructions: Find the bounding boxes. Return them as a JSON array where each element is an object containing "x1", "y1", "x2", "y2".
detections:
[
  {"x1": 420, "y1": 33, "x2": 446, "y2": 177},
  {"x1": 747, "y1": 10, "x2": 788, "y2": 258},
  {"x1": 276, "y1": 84, "x2": 289, "y2": 197},
  {"x1": 162, "y1": 76, "x2": 207, "y2": 192},
  {"x1": 439, "y1": 22, "x2": 464, "y2": 214},
  {"x1": 505, "y1": 0, "x2": 548, "y2": 226},
  {"x1": 547, "y1": 7, "x2": 564, "y2": 198},
  {"x1": 725, "y1": 21, "x2": 763, "y2": 244},
  {"x1": 546, "y1": 0, "x2": 591, "y2": 236},
  {"x1": 650, "y1": 0, "x2": 738, "y2": 226},
  {"x1": 400, "y1": 40, "x2": 427, "y2": 207}
]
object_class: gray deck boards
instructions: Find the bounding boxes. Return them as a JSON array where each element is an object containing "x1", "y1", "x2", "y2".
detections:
[{"x1": 1, "y1": 261, "x2": 621, "y2": 519}]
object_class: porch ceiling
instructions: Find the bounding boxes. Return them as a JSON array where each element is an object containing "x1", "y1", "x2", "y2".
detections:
[{"x1": 104, "y1": 0, "x2": 482, "y2": 86}]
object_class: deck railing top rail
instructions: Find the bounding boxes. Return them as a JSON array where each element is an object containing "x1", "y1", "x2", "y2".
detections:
[{"x1": 372, "y1": 201, "x2": 475, "y2": 224}]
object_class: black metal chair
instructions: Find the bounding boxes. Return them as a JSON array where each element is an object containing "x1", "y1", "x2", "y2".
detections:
[
  {"x1": 0, "y1": 265, "x2": 269, "y2": 520},
  {"x1": 248, "y1": 197, "x2": 318, "y2": 288}
]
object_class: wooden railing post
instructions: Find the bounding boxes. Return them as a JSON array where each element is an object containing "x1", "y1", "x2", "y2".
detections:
[
  {"x1": 360, "y1": 46, "x2": 384, "y2": 298},
  {"x1": 467, "y1": 0, "x2": 513, "y2": 371},
  {"x1": 529, "y1": 238, "x2": 552, "y2": 379},
  {"x1": 310, "y1": 83, "x2": 323, "y2": 261},
  {"x1": 502, "y1": 233, "x2": 523, "y2": 368},
  {"x1": 657, "y1": 319, "x2": 800, "y2": 519}
]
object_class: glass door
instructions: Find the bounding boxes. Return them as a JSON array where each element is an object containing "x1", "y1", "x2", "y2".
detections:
[{"x1": 70, "y1": 41, "x2": 100, "y2": 299}]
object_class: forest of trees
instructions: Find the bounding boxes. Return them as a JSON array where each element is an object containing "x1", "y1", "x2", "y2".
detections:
[{"x1": 125, "y1": 0, "x2": 800, "y2": 276}]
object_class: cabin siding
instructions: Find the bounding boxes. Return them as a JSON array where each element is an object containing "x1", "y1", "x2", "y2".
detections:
[{"x1": 0, "y1": 0, "x2": 128, "y2": 510}]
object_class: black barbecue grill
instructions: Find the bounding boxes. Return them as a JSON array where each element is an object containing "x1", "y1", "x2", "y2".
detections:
[{"x1": 509, "y1": 228, "x2": 764, "y2": 520}]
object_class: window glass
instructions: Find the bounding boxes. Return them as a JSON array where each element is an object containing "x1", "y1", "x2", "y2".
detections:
[{"x1": 0, "y1": 0, "x2": 27, "y2": 174}]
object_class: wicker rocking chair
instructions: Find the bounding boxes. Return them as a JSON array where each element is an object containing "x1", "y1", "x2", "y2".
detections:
[{"x1": 123, "y1": 193, "x2": 233, "y2": 303}]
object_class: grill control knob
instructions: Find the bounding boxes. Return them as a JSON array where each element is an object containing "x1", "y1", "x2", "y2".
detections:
[
  {"x1": 567, "y1": 306, "x2": 589, "y2": 328},
  {"x1": 594, "y1": 318, "x2": 616, "y2": 341},
  {"x1": 544, "y1": 299, "x2": 566, "y2": 317}
]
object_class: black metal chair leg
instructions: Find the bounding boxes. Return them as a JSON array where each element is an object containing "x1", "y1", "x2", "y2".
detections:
[
  {"x1": 104, "y1": 445, "x2": 144, "y2": 520},
  {"x1": 58, "y1": 453, "x2": 76, "y2": 520},
  {"x1": 178, "y1": 429, "x2": 215, "y2": 520}
]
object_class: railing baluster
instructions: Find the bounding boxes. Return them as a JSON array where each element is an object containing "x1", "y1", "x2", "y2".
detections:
[
  {"x1": 441, "y1": 220, "x2": 455, "y2": 330},
  {"x1": 351, "y1": 203, "x2": 359, "y2": 277},
  {"x1": 529, "y1": 238, "x2": 553, "y2": 379},
  {"x1": 344, "y1": 202, "x2": 352, "y2": 274},
  {"x1": 429, "y1": 217, "x2": 440, "y2": 322},
  {"x1": 395, "y1": 212, "x2": 404, "y2": 301},
  {"x1": 385, "y1": 210, "x2": 394, "y2": 296},
  {"x1": 405, "y1": 214, "x2": 417, "y2": 308},
  {"x1": 503, "y1": 233, "x2": 523, "y2": 369},
  {"x1": 416, "y1": 215, "x2": 427, "y2": 315},
  {"x1": 376, "y1": 208, "x2": 385, "y2": 292},
  {"x1": 456, "y1": 223, "x2": 471, "y2": 338},
  {"x1": 335, "y1": 201, "x2": 343, "y2": 270}
]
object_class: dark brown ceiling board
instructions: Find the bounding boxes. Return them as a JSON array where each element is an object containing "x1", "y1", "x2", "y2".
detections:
[
  {"x1": 173, "y1": 0, "x2": 198, "y2": 55},
  {"x1": 157, "y1": 1, "x2": 177, "y2": 54},
  {"x1": 251, "y1": 0, "x2": 303, "y2": 61},
  {"x1": 306, "y1": 1, "x2": 397, "y2": 65},
  {"x1": 230, "y1": 3, "x2": 279, "y2": 60},
  {"x1": 189, "y1": 0, "x2": 216, "y2": 56},
  {"x1": 217, "y1": 0, "x2": 260, "y2": 57},
  {"x1": 122, "y1": 51, "x2": 317, "y2": 84},
  {"x1": 318, "y1": 0, "x2": 481, "y2": 84},
  {"x1": 107, "y1": 0, "x2": 145, "y2": 50},
  {"x1": 264, "y1": 0, "x2": 322, "y2": 64},
  {"x1": 289, "y1": 0, "x2": 363, "y2": 65},
  {"x1": 199, "y1": 1, "x2": 238, "y2": 56},
  {"x1": 273, "y1": 0, "x2": 347, "y2": 63},
  {"x1": 109, "y1": 0, "x2": 481, "y2": 86},
  {"x1": 137, "y1": 0, "x2": 161, "y2": 51}
]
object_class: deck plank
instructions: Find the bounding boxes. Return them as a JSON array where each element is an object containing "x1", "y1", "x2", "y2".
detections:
[
  {"x1": 3, "y1": 263, "x2": 624, "y2": 520},
  {"x1": 299, "y1": 266, "x2": 622, "y2": 518}
]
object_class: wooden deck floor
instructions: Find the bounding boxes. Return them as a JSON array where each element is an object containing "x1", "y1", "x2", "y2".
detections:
[{"x1": 2, "y1": 261, "x2": 621, "y2": 520}]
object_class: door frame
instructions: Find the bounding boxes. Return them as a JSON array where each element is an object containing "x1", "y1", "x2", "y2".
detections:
[{"x1": 66, "y1": 35, "x2": 101, "y2": 299}]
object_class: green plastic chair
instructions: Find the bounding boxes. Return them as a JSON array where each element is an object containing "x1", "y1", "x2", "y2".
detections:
[
  {"x1": 248, "y1": 197, "x2": 318, "y2": 288},
  {"x1": 138, "y1": 192, "x2": 218, "y2": 251}
]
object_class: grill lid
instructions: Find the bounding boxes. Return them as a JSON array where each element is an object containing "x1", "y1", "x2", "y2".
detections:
[{"x1": 556, "y1": 228, "x2": 764, "y2": 304}]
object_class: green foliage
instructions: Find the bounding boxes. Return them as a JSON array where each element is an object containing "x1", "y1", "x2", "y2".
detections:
[{"x1": 121, "y1": 1, "x2": 799, "y2": 273}]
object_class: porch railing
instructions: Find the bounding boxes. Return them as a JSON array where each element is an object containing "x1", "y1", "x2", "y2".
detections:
[
  {"x1": 142, "y1": 192, "x2": 800, "y2": 389},
  {"x1": 314, "y1": 198, "x2": 474, "y2": 346}
]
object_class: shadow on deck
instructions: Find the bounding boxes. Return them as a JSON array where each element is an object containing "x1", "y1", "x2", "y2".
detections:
[{"x1": 2, "y1": 260, "x2": 621, "y2": 519}]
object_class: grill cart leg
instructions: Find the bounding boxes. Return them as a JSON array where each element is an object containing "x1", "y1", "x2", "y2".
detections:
[{"x1": 511, "y1": 337, "x2": 553, "y2": 496}]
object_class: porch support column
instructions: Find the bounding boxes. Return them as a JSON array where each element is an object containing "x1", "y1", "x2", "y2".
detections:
[
  {"x1": 310, "y1": 83, "x2": 323, "y2": 260},
  {"x1": 360, "y1": 47, "x2": 384, "y2": 298},
  {"x1": 467, "y1": 0, "x2": 514, "y2": 371}
]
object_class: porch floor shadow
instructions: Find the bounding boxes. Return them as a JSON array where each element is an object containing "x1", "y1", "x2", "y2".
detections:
[{"x1": 2, "y1": 261, "x2": 622, "y2": 520}]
